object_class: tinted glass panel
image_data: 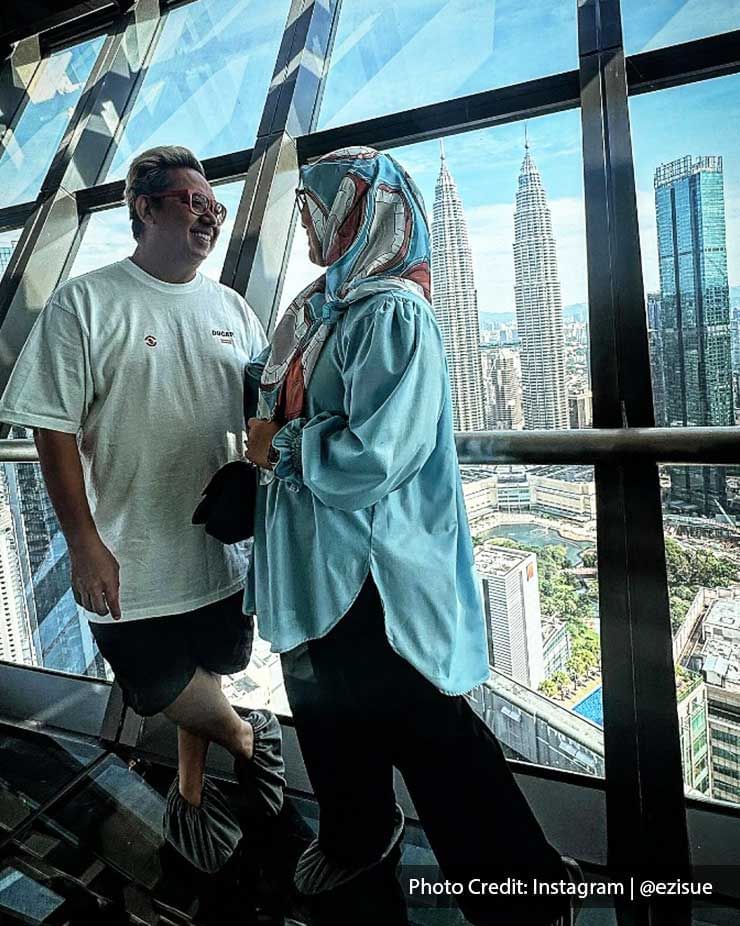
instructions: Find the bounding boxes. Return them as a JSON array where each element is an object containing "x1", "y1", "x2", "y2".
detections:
[
  {"x1": 106, "y1": 0, "x2": 288, "y2": 180},
  {"x1": 0, "y1": 725, "x2": 102, "y2": 836},
  {"x1": 318, "y1": 0, "x2": 577, "y2": 129},
  {"x1": 622, "y1": 0, "x2": 740, "y2": 55},
  {"x1": 0, "y1": 38, "x2": 104, "y2": 208}
]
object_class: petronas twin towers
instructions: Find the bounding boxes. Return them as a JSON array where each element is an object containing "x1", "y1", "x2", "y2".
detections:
[{"x1": 431, "y1": 141, "x2": 569, "y2": 431}]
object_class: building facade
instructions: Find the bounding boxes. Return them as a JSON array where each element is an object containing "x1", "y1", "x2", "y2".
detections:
[
  {"x1": 513, "y1": 145, "x2": 569, "y2": 430},
  {"x1": 431, "y1": 146, "x2": 486, "y2": 431},
  {"x1": 488, "y1": 347, "x2": 524, "y2": 430},
  {"x1": 654, "y1": 156, "x2": 735, "y2": 516},
  {"x1": 476, "y1": 544, "x2": 545, "y2": 690}
]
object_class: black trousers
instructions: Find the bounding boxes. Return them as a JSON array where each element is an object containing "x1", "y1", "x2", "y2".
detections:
[{"x1": 282, "y1": 578, "x2": 569, "y2": 926}]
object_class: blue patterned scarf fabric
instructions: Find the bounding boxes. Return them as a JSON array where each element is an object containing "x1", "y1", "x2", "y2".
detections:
[{"x1": 257, "y1": 146, "x2": 432, "y2": 429}]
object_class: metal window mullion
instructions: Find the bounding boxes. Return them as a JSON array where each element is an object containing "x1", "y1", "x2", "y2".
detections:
[
  {"x1": 220, "y1": 0, "x2": 340, "y2": 334},
  {"x1": 0, "y1": 35, "x2": 43, "y2": 162},
  {"x1": 578, "y1": 3, "x2": 691, "y2": 924}
]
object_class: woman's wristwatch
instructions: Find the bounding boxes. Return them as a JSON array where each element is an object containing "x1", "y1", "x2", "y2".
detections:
[{"x1": 267, "y1": 444, "x2": 279, "y2": 468}]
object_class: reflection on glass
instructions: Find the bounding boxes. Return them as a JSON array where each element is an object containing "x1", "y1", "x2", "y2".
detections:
[
  {"x1": 105, "y1": 0, "x2": 288, "y2": 181},
  {"x1": 0, "y1": 726, "x2": 103, "y2": 834},
  {"x1": 0, "y1": 867, "x2": 65, "y2": 924},
  {"x1": 659, "y1": 468, "x2": 740, "y2": 803},
  {"x1": 32, "y1": 754, "x2": 165, "y2": 888},
  {"x1": 622, "y1": 0, "x2": 740, "y2": 55},
  {"x1": 0, "y1": 38, "x2": 104, "y2": 208},
  {"x1": 69, "y1": 182, "x2": 243, "y2": 282},
  {"x1": 0, "y1": 232, "x2": 21, "y2": 280},
  {"x1": 0, "y1": 455, "x2": 105, "y2": 677},
  {"x1": 318, "y1": 0, "x2": 576, "y2": 129}
]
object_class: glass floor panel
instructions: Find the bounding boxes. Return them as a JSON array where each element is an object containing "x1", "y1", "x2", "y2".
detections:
[{"x1": 0, "y1": 724, "x2": 103, "y2": 840}]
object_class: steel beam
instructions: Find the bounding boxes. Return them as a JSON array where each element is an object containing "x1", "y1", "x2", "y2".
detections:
[
  {"x1": 221, "y1": 0, "x2": 340, "y2": 333},
  {"x1": 578, "y1": 2, "x2": 691, "y2": 924}
]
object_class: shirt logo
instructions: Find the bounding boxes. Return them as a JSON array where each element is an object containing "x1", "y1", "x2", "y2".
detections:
[
  {"x1": 212, "y1": 328, "x2": 234, "y2": 345},
  {"x1": 144, "y1": 335, "x2": 157, "y2": 348}
]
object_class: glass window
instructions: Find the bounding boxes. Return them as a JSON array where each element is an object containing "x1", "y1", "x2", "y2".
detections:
[
  {"x1": 388, "y1": 112, "x2": 589, "y2": 433},
  {"x1": 622, "y1": 0, "x2": 740, "y2": 55},
  {"x1": 278, "y1": 117, "x2": 601, "y2": 773},
  {"x1": 462, "y1": 463, "x2": 602, "y2": 778},
  {"x1": 0, "y1": 725, "x2": 103, "y2": 835},
  {"x1": 0, "y1": 37, "x2": 104, "y2": 208},
  {"x1": 0, "y1": 456, "x2": 107, "y2": 679},
  {"x1": 0, "y1": 231, "x2": 21, "y2": 280},
  {"x1": 631, "y1": 80, "x2": 740, "y2": 805},
  {"x1": 631, "y1": 76, "x2": 739, "y2": 437},
  {"x1": 105, "y1": 0, "x2": 289, "y2": 181},
  {"x1": 69, "y1": 181, "x2": 244, "y2": 281},
  {"x1": 317, "y1": 0, "x2": 577, "y2": 130},
  {"x1": 659, "y1": 467, "x2": 740, "y2": 804}
]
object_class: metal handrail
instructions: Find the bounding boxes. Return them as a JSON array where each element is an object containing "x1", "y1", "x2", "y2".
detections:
[
  {"x1": 2, "y1": 428, "x2": 740, "y2": 465},
  {"x1": 0, "y1": 439, "x2": 38, "y2": 462},
  {"x1": 456, "y1": 427, "x2": 740, "y2": 465}
]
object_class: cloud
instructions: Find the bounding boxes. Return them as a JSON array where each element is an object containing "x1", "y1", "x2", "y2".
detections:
[{"x1": 466, "y1": 196, "x2": 588, "y2": 314}]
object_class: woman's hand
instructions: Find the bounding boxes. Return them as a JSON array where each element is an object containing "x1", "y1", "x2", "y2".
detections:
[{"x1": 246, "y1": 418, "x2": 282, "y2": 469}]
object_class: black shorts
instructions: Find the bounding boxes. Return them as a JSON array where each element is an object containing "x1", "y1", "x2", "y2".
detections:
[{"x1": 89, "y1": 592, "x2": 254, "y2": 717}]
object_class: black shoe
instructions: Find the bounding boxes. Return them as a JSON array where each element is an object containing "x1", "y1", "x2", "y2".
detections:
[{"x1": 233, "y1": 709, "x2": 286, "y2": 818}]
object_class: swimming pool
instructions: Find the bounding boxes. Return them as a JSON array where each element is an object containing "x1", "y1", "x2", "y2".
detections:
[{"x1": 572, "y1": 685, "x2": 603, "y2": 727}]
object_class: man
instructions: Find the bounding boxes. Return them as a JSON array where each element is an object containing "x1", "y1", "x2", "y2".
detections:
[{"x1": 0, "y1": 145, "x2": 282, "y2": 872}]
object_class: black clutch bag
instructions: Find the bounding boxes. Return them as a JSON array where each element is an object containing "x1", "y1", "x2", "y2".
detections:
[
  {"x1": 192, "y1": 460, "x2": 257, "y2": 544},
  {"x1": 192, "y1": 369, "x2": 260, "y2": 544}
]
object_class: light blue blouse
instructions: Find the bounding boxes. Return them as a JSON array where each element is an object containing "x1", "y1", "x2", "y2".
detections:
[{"x1": 244, "y1": 291, "x2": 489, "y2": 695}]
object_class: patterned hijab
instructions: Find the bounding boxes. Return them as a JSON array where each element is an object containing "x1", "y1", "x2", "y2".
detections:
[{"x1": 257, "y1": 146, "x2": 431, "y2": 427}]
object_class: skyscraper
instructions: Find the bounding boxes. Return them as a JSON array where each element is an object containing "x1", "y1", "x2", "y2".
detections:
[
  {"x1": 3, "y1": 430, "x2": 101, "y2": 676},
  {"x1": 0, "y1": 469, "x2": 35, "y2": 665},
  {"x1": 476, "y1": 545, "x2": 545, "y2": 690},
  {"x1": 513, "y1": 143, "x2": 569, "y2": 430},
  {"x1": 654, "y1": 156, "x2": 735, "y2": 515},
  {"x1": 488, "y1": 347, "x2": 524, "y2": 430},
  {"x1": 431, "y1": 144, "x2": 486, "y2": 431}
]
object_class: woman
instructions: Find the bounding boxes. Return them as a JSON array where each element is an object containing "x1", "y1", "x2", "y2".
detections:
[{"x1": 245, "y1": 147, "x2": 580, "y2": 925}]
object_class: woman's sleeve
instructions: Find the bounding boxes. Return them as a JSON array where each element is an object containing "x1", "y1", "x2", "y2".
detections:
[{"x1": 270, "y1": 295, "x2": 446, "y2": 510}]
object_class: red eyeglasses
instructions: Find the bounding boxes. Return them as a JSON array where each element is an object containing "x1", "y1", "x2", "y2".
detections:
[{"x1": 149, "y1": 188, "x2": 227, "y2": 225}]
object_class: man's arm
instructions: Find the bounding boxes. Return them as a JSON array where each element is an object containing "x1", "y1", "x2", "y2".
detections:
[{"x1": 34, "y1": 429, "x2": 121, "y2": 620}]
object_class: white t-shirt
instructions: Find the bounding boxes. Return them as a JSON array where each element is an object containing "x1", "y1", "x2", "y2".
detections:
[{"x1": 0, "y1": 258, "x2": 267, "y2": 622}]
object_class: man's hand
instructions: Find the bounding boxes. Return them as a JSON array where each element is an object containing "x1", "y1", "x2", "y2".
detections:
[
  {"x1": 69, "y1": 536, "x2": 121, "y2": 619},
  {"x1": 246, "y1": 418, "x2": 281, "y2": 469}
]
